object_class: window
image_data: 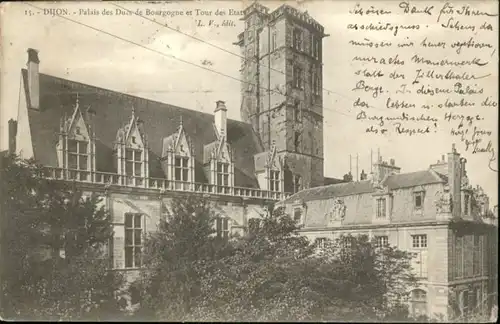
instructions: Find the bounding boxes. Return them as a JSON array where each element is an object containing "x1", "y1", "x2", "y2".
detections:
[
  {"x1": 412, "y1": 234, "x2": 428, "y2": 248},
  {"x1": 248, "y1": 218, "x2": 260, "y2": 235},
  {"x1": 216, "y1": 217, "x2": 229, "y2": 239},
  {"x1": 342, "y1": 236, "x2": 353, "y2": 249},
  {"x1": 460, "y1": 290, "x2": 469, "y2": 318},
  {"x1": 415, "y1": 192, "x2": 424, "y2": 209},
  {"x1": 125, "y1": 213, "x2": 142, "y2": 268},
  {"x1": 130, "y1": 286, "x2": 141, "y2": 305},
  {"x1": 292, "y1": 28, "x2": 303, "y2": 51},
  {"x1": 270, "y1": 170, "x2": 280, "y2": 192},
  {"x1": 375, "y1": 235, "x2": 389, "y2": 248},
  {"x1": 376, "y1": 198, "x2": 387, "y2": 218},
  {"x1": 293, "y1": 174, "x2": 302, "y2": 193},
  {"x1": 174, "y1": 157, "x2": 189, "y2": 182},
  {"x1": 125, "y1": 148, "x2": 142, "y2": 177},
  {"x1": 67, "y1": 139, "x2": 89, "y2": 170},
  {"x1": 271, "y1": 30, "x2": 277, "y2": 51},
  {"x1": 293, "y1": 207, "x2": 302, "y2": 223},
  {"x1": 311, "y1": 34, "x2": 319, "y2": 59},
  {"x1": 294, "y1": 102, "x2": 302, "y2": 122},
  {"x1": 316, "y1": 74, "x2": 321, "y2": 95},
  {"x1": 473, "y1": 235, "x2": 480, "y2": 276},
  {"x1": 294, "y1": 131, "x2": 301, "y2": 152},
  {"x1": 464, "y1": 193, "x2": 470, "y2": 215},
  {"x1": 410, "y1": 289, "x2": 428, "y2": 317},
  {"x1": 456, "y1": 235, "x2": 464, "y2": 278},
  {"x1": 293, "y1": 65, "x2": 303, "y2": 89},
  {"x1": 316, "y1": 237, "x2": 327, "y2": 249},
  {"x1": 217, "y1": 162, "x2": 229, "y2": 188},
  {"x1": 312, "y1": 69, "x2": 317, "y2": 96}
]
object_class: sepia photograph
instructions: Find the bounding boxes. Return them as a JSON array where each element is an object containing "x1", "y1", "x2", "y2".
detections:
[{"x1": 0, "y1": 0, "x2": 498, "y2": 322}]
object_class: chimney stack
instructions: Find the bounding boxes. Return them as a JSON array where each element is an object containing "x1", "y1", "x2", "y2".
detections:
[
  {"x1": 447, "y1": 144, "x2": 462, "y2": 218},
  {"x1": 8, "y1": 119, "x2": 17, "y2": 155},
  {"x1": 360, "y1": 169, "x2": 367, "y2": 180},
  {"x1": 372, "y1": 154, "x2": 400, "y2": 184},
  {"x1": 214, "y1": 100, "x2": 227, "y2": 139},
  {"x1": 27, "y1": 48, "x2": 40, "y2": 110}
]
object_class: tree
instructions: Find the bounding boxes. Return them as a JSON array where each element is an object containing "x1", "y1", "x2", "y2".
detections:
[
  {"x1": 135, "y1": 195, "x2": 232, "y2": 321},
  {"x1": 136, "y1": 200, "x2": 418, "y2": 322},
  {"x1": 0, "y1": 154, "x2": 124, "y2": 320}
]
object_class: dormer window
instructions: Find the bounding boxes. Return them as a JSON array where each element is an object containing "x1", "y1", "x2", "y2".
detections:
[
  {"x1": 174, "y1": 156, "x2": 189, "y2": 182},
  {"x1": 114, "y1": 108, "x2": 149, "y2": 186},
  {"x1": 68, "y1": 139, "x2": 89, "y2": 173},
  {"x1": 125, "y1": 148, "x2": 143, "y2": 177},
  {"x1": 270, "y1": 170, "x2": 280, "y2": 192},
  {"x1": 58, "y1": 95, "x2": 95, "y2": 182},
  {"x1": 415, "y1": 193, "x2": 423, "y2": 209},
  {"x1": 217, "y1": 162, "x2": 230, "y2": 192}
]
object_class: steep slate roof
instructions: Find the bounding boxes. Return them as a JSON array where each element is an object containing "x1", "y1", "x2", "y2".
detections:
[
  {"x1": 382, "y1": 170, "x2": 446, "y2": 190},
  {"x1": 324, "y1": 177, "x2": 346, "y2": 185},
  {"x1": 284, "y1": 180, "x2": 375, "y2": 203},
  {"x1": 285, "y1": 170, "x2": 447, "y2": 203},
  {"x1": 23, "y1": 70, "x2": 263, "y2": 188}
]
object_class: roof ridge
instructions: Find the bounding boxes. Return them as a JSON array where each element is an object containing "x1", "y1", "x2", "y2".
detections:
[{"x1": 21, "y1": 68, "x2": 252, "y2": 127}]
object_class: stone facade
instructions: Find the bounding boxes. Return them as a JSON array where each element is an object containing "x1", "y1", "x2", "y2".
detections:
[
  {"x1": 281, "y1": 147, "x2": 497, "y2": 320},
  {"x1": 236, "y1": 3, "x2": 326, "y2": 189}
]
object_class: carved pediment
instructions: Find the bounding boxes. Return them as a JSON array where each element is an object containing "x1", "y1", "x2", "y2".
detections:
[
  {"x1": 116, "y1": 107, "x2": 147, "y2": 149},
  {"x1": 61, "y1": 95, "x2": 91, "y2": 141},
  {"x1": 435, "y1": 189, "x2": 453, "y2": 214},
  {"x1": 326, "y1": 199, "x2": 346, "y2": 224},
  {"x1": 266, "y1": 143, "x2": 283, "y2": 170}
]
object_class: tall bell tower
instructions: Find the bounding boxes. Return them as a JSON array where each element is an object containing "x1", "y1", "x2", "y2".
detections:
[{"x1": 236, "y1": 3, "x2": 327, "y2": 191}]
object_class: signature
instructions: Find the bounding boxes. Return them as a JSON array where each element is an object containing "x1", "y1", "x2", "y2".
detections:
[{"x1": 488, "y1": 148, "x2": 498, "y2": 172}]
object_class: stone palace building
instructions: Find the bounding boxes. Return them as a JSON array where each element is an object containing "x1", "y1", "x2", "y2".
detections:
[{"x1": 8, "y1": 2, "x2": 497, "y2": 320}]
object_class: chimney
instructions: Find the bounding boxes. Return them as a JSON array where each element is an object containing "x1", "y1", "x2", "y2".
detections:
[
  {"x1": 343, "y1": 171, "x2": 353, "y2": 182},
  {"x1": 373, "y1": 155, "x2": 401, "y2": 184},
  {"x1": 447, "y1": 144, "x2": 462, "y2": 218},
  {"x1": 430, "y1": 153, "x2": 448, "y2": 175},
  {"x1": 360, "y1": 169, "x2": 367, "y2": 180},
  {"x1": 27, "y1": 48, "x2": 40, "y2": 110},
  {"x1": 214, "y1": 100, "x2": 227, "y2": 139},
  {"x1": 8, "y1": 119, "x2": 17, "y2": 155}
]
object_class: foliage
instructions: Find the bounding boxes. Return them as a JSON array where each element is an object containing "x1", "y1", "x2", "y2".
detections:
[
  {"x1": 135, "y1": 199, "x2": 418, "y2": 322},
  {"x1": 0, "y1": 154, "x2": 124, "y2": 320},
  {"x1": 135, "y1": 195, "x2": 232, "y2": 321}
]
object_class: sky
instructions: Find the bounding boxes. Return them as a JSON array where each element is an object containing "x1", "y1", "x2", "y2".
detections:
[{"x1": 0, "y1": 1, "x2": 498, "y2": 206}]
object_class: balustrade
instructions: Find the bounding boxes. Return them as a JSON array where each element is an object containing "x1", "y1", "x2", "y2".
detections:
[{"x1": 43, "y1": 167, "x2": 290, "y2": 200}]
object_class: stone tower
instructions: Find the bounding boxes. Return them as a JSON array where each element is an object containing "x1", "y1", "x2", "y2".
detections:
[{"x1": 235, "y1": 3, "x2": 326, "y2": 190}]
